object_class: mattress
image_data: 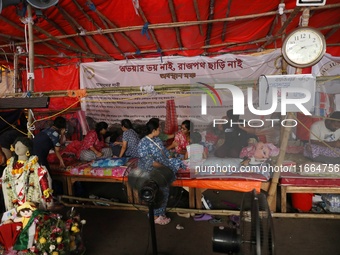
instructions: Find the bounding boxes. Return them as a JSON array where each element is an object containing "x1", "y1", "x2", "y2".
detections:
[
  {"x1": 50, "y1": 155, "x2": 269, "y2": 181},
  {"x1": 280, "y1": 172, "x2": 340, "y2": 187}
]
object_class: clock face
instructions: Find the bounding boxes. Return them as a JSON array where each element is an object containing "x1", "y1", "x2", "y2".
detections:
[{"x1": 282, "y1": 27, "x2": 326, "y2": 68}]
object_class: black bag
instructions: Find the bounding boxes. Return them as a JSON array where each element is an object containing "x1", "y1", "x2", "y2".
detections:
[{"x1": 214, "y1": 126, "x2": 258, "y2": 158}]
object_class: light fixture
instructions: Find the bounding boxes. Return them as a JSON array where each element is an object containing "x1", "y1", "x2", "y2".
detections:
[{"x1": 296, "y1": 0, "x2": 326, "y2": 6}]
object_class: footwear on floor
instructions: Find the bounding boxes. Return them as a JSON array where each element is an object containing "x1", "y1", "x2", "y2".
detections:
[
  {"x1": 154, "y1": 215, "x2": 171, "y2": 225},
  {"x1": 193, "y1": 214, "x2": 213, "y2": 221},
  {"x1": 177, "y1": 212, "x2": 190, "y2": 218}
]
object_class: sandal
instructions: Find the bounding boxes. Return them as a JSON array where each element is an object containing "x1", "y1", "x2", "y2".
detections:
[
  {"x1": 154, "y1": 215, "x2": 171, "y2": 225},
  {"x1": 193, "y1": 213, "x2": 213, "y2": 221},
  {"x1": 209, "y1": 217, "x2": 222, "y2": 224},
  {"x1": 177, "y1": 212, "x2": 190, "y2": 218}
]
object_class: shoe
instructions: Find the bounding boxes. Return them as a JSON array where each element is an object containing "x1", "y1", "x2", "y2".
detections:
[
  {"x1": 193, "y1": 214, "x2": 213, "y2": 221},
  {"x1": 154, "y1": 215, "x2": 171, "y2": 225},
  {"x1": 209, "y1": 217, "x2": 222, "y2": 224},
  {"x1": 177, "y1": 212, "x2": 190, "y2": 218}
]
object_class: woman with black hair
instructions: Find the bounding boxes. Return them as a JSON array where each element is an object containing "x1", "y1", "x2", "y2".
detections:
[
  {"x1": 78, "y1": 121, "x2": 113, "y2": 161},
  {"x1": 114, "y1": 119, "x2": 140, "y2": 158},
  {"x1": 167, "y1": 119, "x2": 193, "y2": 158},
  {"x1": 138, "y1": 118, "x2": 184, "y2": 225}
]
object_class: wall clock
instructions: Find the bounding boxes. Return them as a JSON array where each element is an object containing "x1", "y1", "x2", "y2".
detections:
[{"x1": 282, "y1": 27, "x2": 326, "y2": 68}]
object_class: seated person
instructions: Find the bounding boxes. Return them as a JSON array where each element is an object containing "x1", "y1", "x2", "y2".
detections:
[
  {"x1": 108, "y1": 129, "x2": 123, "y2": 157},
  {"x1": 184, "y1": 132, "x2": 207, "y2": 166},
  {"x1": 78, "y1": 122, "x2": 113, "y2": 161},
  {"x1": 304, "y1": 111, "x2": 340, "y2": 164},
  {"x1": 214, "y1": 110, "x2": 258, "y2": 158},
  {"x1": 114, "y1": 119, "x2": 140, "y2": 158},
  {"x1": 138, "y1": 119, "x2": 184, "y2": 225},
  {"x1": 167, "y1": 120, "x2": 192, "y2": 158}
]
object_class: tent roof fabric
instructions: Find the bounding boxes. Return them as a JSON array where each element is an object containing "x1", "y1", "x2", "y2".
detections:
[{"x1": 0, "y1": 0, "x2": 339, "y2": 69}]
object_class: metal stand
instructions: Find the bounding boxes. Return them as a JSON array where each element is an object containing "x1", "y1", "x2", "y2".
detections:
[{"x1": 147, "y1": 202, "x2": 158, "y2": 255}]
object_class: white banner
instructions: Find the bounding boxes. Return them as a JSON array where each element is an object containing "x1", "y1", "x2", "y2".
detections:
[
  {"x1": 312, "y1": 54, "x2": 340, "y2": 116},
  {"x1": 312, "y1": 53, "x2": 340, "y2": 94},
  {"x1": 80, "y1": 50, "x2": 284, "y2": 125}
]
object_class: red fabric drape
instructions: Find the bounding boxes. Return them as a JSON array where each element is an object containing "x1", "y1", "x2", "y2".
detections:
[{"x1": 164, "y1": 99, "x2": 178, "y2": 134}]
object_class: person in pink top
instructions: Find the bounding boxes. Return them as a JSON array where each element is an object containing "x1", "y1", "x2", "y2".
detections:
[
  {"x1": 78, "y1": 122, "x2": 112, "y2": 161},
  {"x1": 167, "y1": 120, "x2": 192, "y2": 158}
]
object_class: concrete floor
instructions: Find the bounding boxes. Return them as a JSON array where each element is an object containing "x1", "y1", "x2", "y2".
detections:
[
  {"x1": 74, "y1": 208, "x2": 340, "y2": 255},
  {"x1": 60, "y1": 185, "x2": 340, "y2": 255}
]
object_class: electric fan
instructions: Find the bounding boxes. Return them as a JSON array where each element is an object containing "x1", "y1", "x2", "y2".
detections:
[
  {"x1": 212, "y1": 189, "x2": 275, "y2": 255},
  {"x1": 127, "y1": 165, "x2": 175, "y2": 255},
  {"x1": 0, "y1": 0, "x2": 58, "y2": 13}
]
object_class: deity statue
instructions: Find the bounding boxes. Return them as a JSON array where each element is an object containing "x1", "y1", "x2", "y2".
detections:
[{"x1": 1, "y1": 137, "x2": 53, "y2": 211}]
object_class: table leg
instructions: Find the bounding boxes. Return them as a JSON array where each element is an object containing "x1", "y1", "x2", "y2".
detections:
[{"x1": 281, "y1": 186, "x2": 287, "y2": 213}]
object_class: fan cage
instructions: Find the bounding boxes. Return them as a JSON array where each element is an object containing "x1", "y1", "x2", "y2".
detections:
[{"x1": 239, "y1": 191, "x2": 275, "y2": 255}]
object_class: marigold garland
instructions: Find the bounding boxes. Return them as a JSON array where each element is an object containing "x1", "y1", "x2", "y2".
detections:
[{"x1": 3, "y1": 156, "x2": 42, "y2": 209}]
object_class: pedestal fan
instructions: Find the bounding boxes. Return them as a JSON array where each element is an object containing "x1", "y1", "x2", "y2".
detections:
[
  {"x1": 212, "y1": 190, "x2": 275, "y2": 255},
  {"x1": 128, "y1": 166, "x2": 175, "y2": 255}
]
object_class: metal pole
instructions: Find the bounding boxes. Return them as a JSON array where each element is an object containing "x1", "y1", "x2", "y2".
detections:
[
  {"x1": 27, "y1": 4, "x2": 35, "y2": 138},
  {"x1": 13, "y1": 54, "x2": 18, "y2": 92}
]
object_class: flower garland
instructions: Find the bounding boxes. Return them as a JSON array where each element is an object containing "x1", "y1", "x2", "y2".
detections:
[
  {"x1": 3, "y1": 156, "x2": 41, "y2": 209},
  {"x1": 23, "y1": 210, "x2": 86, "y2": 255}
]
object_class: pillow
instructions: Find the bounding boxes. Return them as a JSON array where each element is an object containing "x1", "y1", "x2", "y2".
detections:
[{"x1": 91, "y1": 157, "x2": 129, "y2": 167}]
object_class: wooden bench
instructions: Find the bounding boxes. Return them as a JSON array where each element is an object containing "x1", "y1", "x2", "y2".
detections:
[
  {"x1": 281, "y1": 185, "x2": 340, "y2": 213},
  {"x1": 51, "y1": 171, "x2": 266, "y2": 209},
  {"x1": 280, "y1": 172, "x2": 340, "y2": 213}
]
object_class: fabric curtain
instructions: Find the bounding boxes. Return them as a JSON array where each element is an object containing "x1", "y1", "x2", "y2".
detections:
[{"x1": 164, "y1": 99, "x2": 178, "y2": 135}]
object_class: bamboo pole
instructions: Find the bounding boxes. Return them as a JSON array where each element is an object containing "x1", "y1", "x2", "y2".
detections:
[
  {"x1": 88, "y1": 1, "x2": 139, "y2": 52},
  {"x1": 60, "y1": 9, "x2": 112, "y2": 59},
  {"x1": 43, "y1": 15, "x2": 84, "y2": 52},
  {"x1": 56, "y1": 5, "x2": 91, "y2": 52},
  {"x1": 168, "y1": 0, "x2": 183, "y2": 49},
  {"x1": 193, "y1": 0, "x2": 203, "y2": 36},
  {"x1": 0, "y1": 15, "x2": 59, "y2": 55},
  {"x1": 59, "y1": 195, "x2": 340, "y2": 219},
  {"x1": 221, "y1": 0, "x2": 232, "y2": 41},
  {"x1": 32, "y1": 25, "x2": 84, "y2": 56},
  {"x1": 0, "y1": 4, "x2": 339, "y2": 57},
  {"x1": 260, "y1": 6, "x2": 302, "y2": 51},
  {"x1": 267, "y1": 113, "x2": 294, "y2": 211},
  {"x1": 204, "y1": 0, "x2": 215, "y2": 49},
  {"x1": 137, "y1": 6, "x2": 162, "y2": 50},
  {"x1": 272, "y1": 213, "x2": 340, "y2": 219},
  {"x1": 3, "y1": 22, "x2": 340, "y2": 56},
  {"x1": 6, "y1": 3, "x2": 340, "y2": 45},
  {"x1": 0, "y1": 15, "x2": 60, "y2": 65},
  {"x1": 71, "y1": 0, "x2": 120, "y2": 58},
  {"x1": 0, "y1": 33, "x2": 23, "y2": 41},
  {"x1": 1, "y1": 23, "x2": 339, "y2": 60},
  {"x1": 3, "y1": 75, "x2": 339, "y2": 98}
]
